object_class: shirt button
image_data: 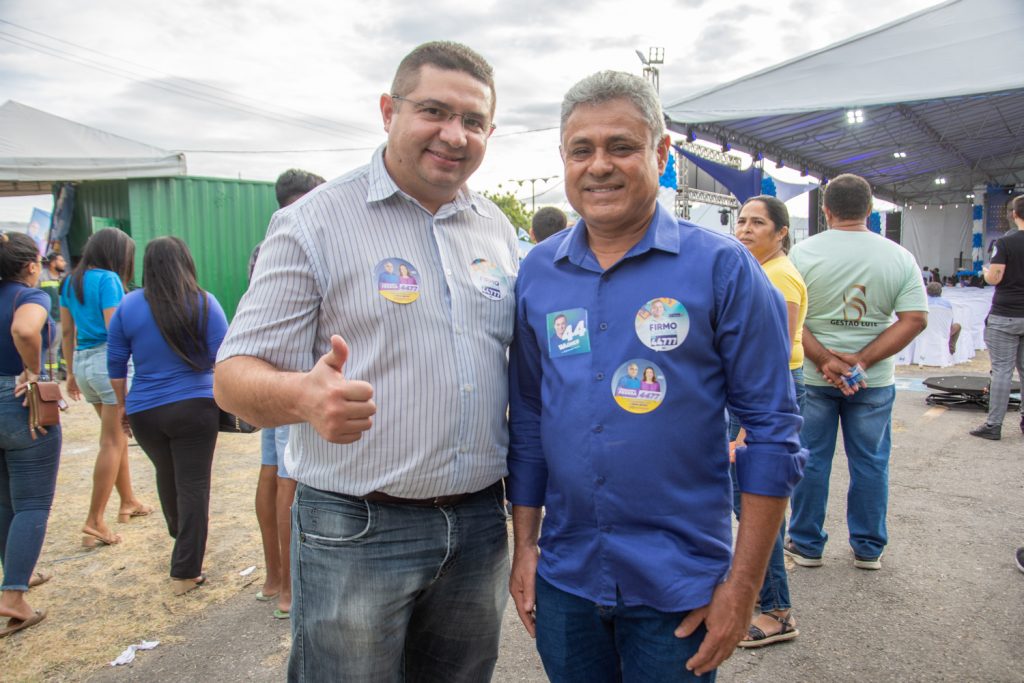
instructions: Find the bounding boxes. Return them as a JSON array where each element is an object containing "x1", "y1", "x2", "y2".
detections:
[
  {"x1": 454, "y1": 326, "x2": 463, "y2": 335},
  {"x1": 445, "y1": 269, "x2": 453, "y2": 276},
  {"x1": 595, "y1": 373, "x2": 604, "y2": 381},
  {"x1": 463, "y1": 384, "x2": 474, "y2": 392},
  {"x1": 593, "y1": 425, "x2": 603, "y2": 433},
  {"x1": 602, "y1": 525, "x2": 612, "y2": 533},
  {"x1": 596, "y1": 477, "x2": 605, "y2": 485},
  {"x1": 599, "y1": 322, "x2": 608, "y2": 331}
]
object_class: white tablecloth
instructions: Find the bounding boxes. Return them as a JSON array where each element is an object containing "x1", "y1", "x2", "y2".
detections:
[{"x1": 896, "y1": 286, "x2": 993, "y2": 367}]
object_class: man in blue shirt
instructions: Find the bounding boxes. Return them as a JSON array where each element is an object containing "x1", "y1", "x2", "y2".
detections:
[{"x1": 507, "y1": 71, "x2": 806, "y2": 681}]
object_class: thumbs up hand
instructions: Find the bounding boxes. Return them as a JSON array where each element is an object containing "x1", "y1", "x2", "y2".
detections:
[{"x1": 304, "y1": 335, "x2": 376, "y2": 444}]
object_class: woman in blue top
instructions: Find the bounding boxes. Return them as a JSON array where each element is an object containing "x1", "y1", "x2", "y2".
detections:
[
  {"x1": 107, "y1": 237, "x2": 228, "y2": 595},
  {"x1": 0, "y1": 232, "x2": 60, "y2": 637},
  {"x1": 60, "y1": 229, "x2": 151, "y2": 548}
]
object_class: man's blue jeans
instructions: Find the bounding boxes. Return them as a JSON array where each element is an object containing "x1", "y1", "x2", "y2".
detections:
[
  {"x1": 788, "y1": 384, "x2": 895, "y2": 560},
  {"x1": 0, "y1": 376, "x2": 61, "y2": 591},
  {"x1": 288, "y1": 481, "x2": 509, "y2": 682},
  {"x1": 535, "y1": 576, "x2": 714, "y2": 682}
]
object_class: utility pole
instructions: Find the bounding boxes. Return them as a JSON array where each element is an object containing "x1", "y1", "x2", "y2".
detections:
[{"x1": 509, "y1": 176, "x2": 559, "y2": 212}]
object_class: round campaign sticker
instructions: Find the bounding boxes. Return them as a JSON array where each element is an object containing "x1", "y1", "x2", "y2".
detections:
[
  {"x1": 374, "y1": 258, "x2": 420, "y2": 304},
  {"x1": 469, "y1": 258, "x2": 506, "y2": 300},
  {"x1": 611, "y1": 359, "x2": 666, "y2": 414},
  {"x1": 634, "y1": 297, "x2": 689, "y2": 352}
]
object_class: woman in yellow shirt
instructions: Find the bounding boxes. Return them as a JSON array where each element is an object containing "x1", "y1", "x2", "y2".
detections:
[{"x1": 733, "y1": 194, "x2": 808, "y2": 648}]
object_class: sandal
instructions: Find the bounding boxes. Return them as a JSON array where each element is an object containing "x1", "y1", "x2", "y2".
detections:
[{"x1": 737, "y1": 611, "x2": 799, "y2": 648}]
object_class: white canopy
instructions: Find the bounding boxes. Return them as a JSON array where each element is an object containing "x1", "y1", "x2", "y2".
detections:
[
  {"x1": 664, "y1": 0, "x2": 1024, "y2": 205},
  {"x1": 0, "y1": 100, "x2": 186, "y2": 196}
]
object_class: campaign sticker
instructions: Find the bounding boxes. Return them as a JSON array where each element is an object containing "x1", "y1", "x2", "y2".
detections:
[
  {"x1": 611, "y1": 359, "x2": 666, "y2": 414},
  {"x1": 375, "y1": 258, "x2": 419, "y2": 304},
  {"x1": 634, "y1": 297, "x2": 689, "y2": 352},
  {"x1": 547, "y1": 308, "x2": 590, "y2": 358},
  {"x1": 470, "y1": 258, "x2": 506, "y2": 300}
]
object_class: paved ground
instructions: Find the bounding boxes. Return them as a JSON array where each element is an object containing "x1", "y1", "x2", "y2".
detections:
[{"x1": 87, "y1": 377, "x2": 1024, "y2": 682}]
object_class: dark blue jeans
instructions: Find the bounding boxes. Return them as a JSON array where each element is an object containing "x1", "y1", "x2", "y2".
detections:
[
  {"x1": 535, "y1": 576, "x2": 714, "y2": 682},
  {"x1": 0, "y1": 376, "x2": 61, "y2": 591},
  {"x1": 288, "y1": 481, "x2": 509, "y2": 682}
]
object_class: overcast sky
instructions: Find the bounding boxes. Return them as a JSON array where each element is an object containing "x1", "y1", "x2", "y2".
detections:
[{"x1": 0, "y1": 0, "x2": 943, "y2": 222}]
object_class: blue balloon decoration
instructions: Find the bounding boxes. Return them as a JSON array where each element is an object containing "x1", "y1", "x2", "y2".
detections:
[
  {"x1": 868, "y1": 212, "x2": 882, "y2": 234},
  {"x1": 659, "y1": 151, "x2": 677, "y2": 189},
  {"x1": 761, "y1": 176, "x2": 777, "y2": 197}
]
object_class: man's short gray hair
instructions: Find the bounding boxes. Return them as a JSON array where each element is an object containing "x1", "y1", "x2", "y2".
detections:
[{"x1": 560, "y1": 71, "x2": 665, "y2": 145}]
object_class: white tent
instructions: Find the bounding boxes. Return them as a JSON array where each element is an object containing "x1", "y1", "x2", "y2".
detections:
[
  {"x1": 663, "y1": 0, "x2": 1024, "y2": 206},
  {"x1": 0, "y1": 100, "x2": 186, "y2": 197}
]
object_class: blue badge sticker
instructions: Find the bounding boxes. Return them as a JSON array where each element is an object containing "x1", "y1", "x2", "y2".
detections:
[{"x1": 547, "y1": 308, "x2": 590, "y2": 358}]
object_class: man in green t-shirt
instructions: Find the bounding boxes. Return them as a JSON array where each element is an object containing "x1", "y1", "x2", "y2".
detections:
[{"x1": 785, "y1": 174, "x2": 927, "y2": 572}]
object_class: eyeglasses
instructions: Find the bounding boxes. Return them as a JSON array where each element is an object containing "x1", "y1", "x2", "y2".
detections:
[{"x1": 390, "y1": 95, "x2": 495, "y2": 136}]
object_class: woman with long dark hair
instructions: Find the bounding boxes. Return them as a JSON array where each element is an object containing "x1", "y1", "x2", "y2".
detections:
[
  {"x1": 0, "y1": 232, "x2": 60, "y2": 636},
  {"x1": 60, "y1": 229, "x2": 151, "y2": 547},
  {"x1": 732, "y1": 194, "x2": 808, "y2": 648},
  {"x1": 107, "y1": 236, "x2": 228, "y2": 595}
]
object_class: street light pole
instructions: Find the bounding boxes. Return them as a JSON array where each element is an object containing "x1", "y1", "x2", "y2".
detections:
[{"x1": 509, "y1": 176, "x2": 560, "y2": 212}]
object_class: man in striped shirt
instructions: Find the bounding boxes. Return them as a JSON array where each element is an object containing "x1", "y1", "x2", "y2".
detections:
[{"x1": 215, "y1": 41, "x2": 518, "y2": 682}]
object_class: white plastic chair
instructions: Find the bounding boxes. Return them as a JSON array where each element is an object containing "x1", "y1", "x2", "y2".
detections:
[{"x1": 915, "y1": 305, "x2": 954, "y2": 367}]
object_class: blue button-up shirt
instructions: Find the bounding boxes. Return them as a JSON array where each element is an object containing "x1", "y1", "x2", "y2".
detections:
[{"x1": 508, "y1": 204, "x2": 806, "y2": 613}]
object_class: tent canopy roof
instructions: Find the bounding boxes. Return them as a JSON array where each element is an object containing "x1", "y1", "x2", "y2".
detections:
[
  {"x1": 663, "y1": 0, "x2": 1024, "y2": 205},
  {"x1": 0, "y1": 101, "x2": 186, "y2": 196}
]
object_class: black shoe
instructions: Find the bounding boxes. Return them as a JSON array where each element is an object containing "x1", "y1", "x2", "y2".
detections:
[
  {"x1": 783, "y1": 540, "x2": 823, "y2": 567},
  {"x1": 970, "y1": 423, "x2": 1001, "y2": 440},
  {"x1": 1019, "y1": 415, "x2": 1024, "y2": 436},
  {"x1": 1016, "y1": 547, "x2": 1024, "y2": 574}
]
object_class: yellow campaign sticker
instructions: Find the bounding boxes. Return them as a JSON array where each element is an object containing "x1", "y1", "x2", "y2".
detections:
[
  {"x1": 375, "y1": 258, "x2": 420, "y2": 304},
  {"x1": 611, "y1": 359, "x2": 666, "y2": 414}
]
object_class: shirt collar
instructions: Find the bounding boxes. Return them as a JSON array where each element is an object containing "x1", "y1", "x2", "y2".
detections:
[
  {"x1": 366, "y1": 144, "x2": 486, "y2": 218},
  {"x1": 554, "y1": 202, "x2": 681, "y2": 270}
]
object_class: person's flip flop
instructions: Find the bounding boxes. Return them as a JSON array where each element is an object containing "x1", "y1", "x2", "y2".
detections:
[
  {"x1": 117, "y1": 505, "x2": 155, "y2": 523},
  {"x1": 173, "y1": 573, "x2": 207, "y2": 596},
  {"x1": 737, "y1": 612, "x2": 799, "y2": 648},
  {"x1": 255, "y1": 590, "x2": 279, "y2": 602},
  {"x1": 28, "y1": 570, "x2": 53, "y2": 588},
  {"x1": 81, "y1": 528, "x2": 122, "y2": 548},
  {"x1": 272, "y1": 609, "x2": 290, "y2": 620},
  {"x1": 0, "y1": 609, "x2": 47, "y2": 638}
]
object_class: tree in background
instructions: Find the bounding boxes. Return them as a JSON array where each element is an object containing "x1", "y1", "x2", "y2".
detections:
[{"x1": 482, "y1": 189, "x2": 533, "y2": 234}]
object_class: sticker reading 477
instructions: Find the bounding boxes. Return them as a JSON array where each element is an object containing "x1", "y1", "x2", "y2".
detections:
[{"x1": 547, "y1": 308, "x2": 591, "y2": 358}]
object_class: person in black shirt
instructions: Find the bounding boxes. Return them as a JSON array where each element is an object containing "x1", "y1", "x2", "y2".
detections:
[{"x1": 971, "y1": 195, "x2": 1024, "y2": 440}]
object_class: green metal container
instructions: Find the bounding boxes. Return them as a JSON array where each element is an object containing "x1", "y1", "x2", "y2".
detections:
[{"x1": 67, "y1": 176, "x2": 277, "y2": 319}]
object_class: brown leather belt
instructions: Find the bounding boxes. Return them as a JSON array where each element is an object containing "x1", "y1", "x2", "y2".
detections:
[{"x1": 360, "y1": 491, "x2": 472, "y2": 507}]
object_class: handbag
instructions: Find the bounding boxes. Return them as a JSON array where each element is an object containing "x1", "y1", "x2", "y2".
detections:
[
  {"x1": 16, "y1": 289, "x2": 66, "y2": 431},
  {"x1": 218, "y1": 408, "x2": 260, "y2": 434},
  {"x1": 27, "y1": 381, "x2": 67, "y2": 429}
]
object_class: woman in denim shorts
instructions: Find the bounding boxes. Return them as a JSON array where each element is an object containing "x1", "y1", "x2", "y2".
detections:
[
  {"x1": 0, "y1": 232, "x2": 61, "y2": 636},
  {"x1": 60, "y1": 229, "x2": 151, "y2": 547}
]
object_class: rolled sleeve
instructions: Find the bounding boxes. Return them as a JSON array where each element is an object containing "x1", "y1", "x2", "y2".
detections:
[
  {"x1": 718, "y1": 247, "x2": 807, "y2": 498},
  {"x1": 216, "y1": 210, "x2": 323, "y2": 371}
]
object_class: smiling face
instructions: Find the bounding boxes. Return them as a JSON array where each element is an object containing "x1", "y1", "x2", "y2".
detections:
[
  {"x1": 651, "y1": 299, "x2": 665, "y2": 318},
  {"x1": 399, "y1": 264, "x2": 410, "y2": 277},
  {"x1": 736, "y1": 200, "x2": 787, "y2": 263},
  {"x1": 643, "y1": 367, "x2": 655, "y2": 382},
  {"x1": 627, "y1": 363, "x2": 639, "y2": 378},
  {"x1": 381, "y1": 64, "x2": 494, "y2": 213},
  {"x1": 554, "y1": 315, "x2": 568, "y2": 338},
  {"x1": 561, "y1": 98, "x2": 669, "y2": 236}
]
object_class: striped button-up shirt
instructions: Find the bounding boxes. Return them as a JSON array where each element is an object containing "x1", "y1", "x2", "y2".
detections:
[{"x1": 217, "y1": 146, "x2": 519, "y2": 497}]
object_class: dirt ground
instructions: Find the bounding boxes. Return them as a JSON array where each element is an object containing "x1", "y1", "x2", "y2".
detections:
[
  {"x1": 0, "y1": 351, "x2": 1000, "y2": 681},
  {"x1": 1, "y1": 395, "x2": 275, "y2": 681}
]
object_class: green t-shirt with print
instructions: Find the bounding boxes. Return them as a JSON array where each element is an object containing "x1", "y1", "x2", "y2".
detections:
[{"x1": 790, "y1": 229, "x2": 927, "y2": 388}]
